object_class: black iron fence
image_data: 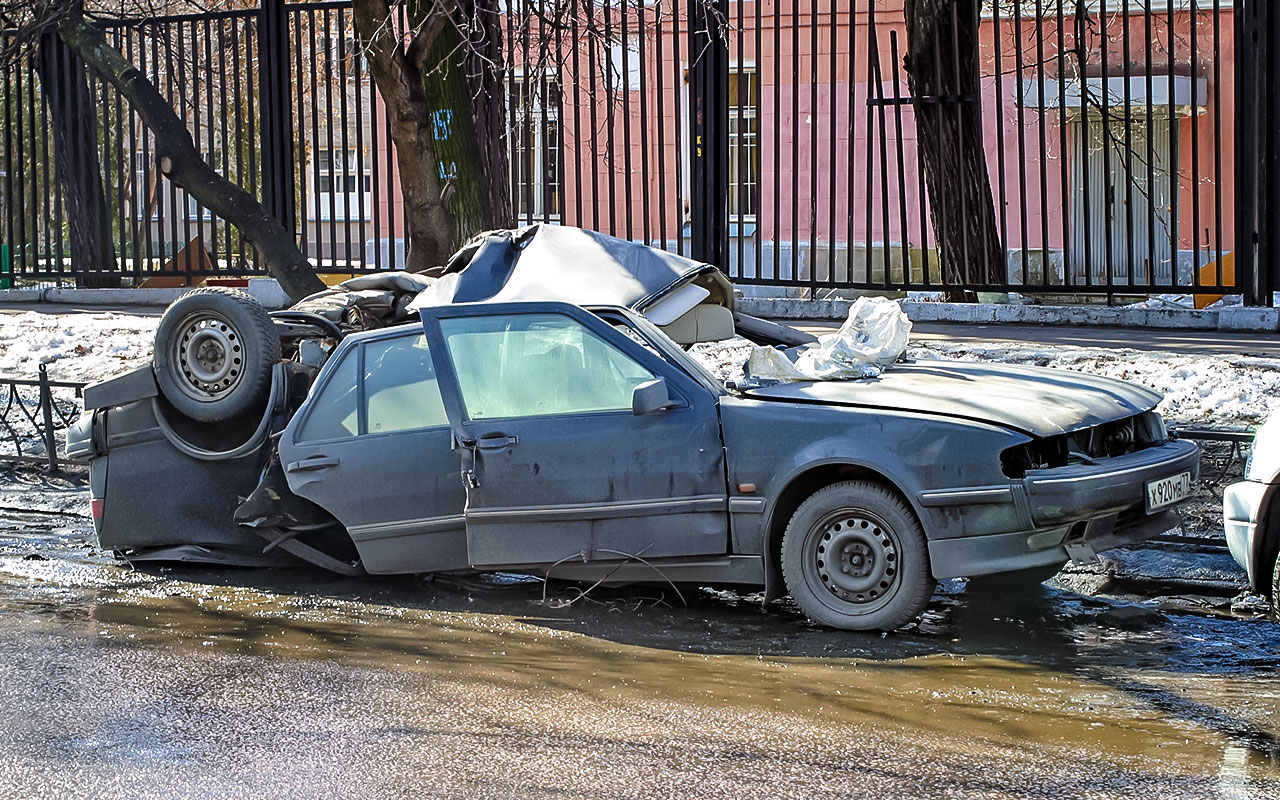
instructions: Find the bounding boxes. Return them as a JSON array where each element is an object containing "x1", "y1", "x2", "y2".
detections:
[
  {"x1": 0, "y1": 1, "x2": 1273, "y2": 302},
  {"x1": 0, "y1": 366, "x2": 86, "y2": 470}
]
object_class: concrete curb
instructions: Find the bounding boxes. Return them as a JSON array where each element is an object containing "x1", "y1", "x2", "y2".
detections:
[
  {"x1": 736, "y1": 296, "x2": 1280, "y2": 333},
  {"x1": 0, "y1": 281, "x2": 293, "y2": 311},
  {"x1": 3, "y1": 284, "x2": 1276, "y2": 331}
]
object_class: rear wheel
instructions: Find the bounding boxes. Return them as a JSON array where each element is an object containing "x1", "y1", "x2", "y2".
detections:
[
  {"x1": 781, "y1": 481, "x2": 935, "y2": 631},
  {"x1": 154, "y1": 288, "x2": 279, "y2": 423}
]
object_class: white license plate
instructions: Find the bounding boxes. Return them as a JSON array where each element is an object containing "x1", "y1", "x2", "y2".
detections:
[{"x1": 1146, "y1": 471, "x2": 1192, "y2": 512}]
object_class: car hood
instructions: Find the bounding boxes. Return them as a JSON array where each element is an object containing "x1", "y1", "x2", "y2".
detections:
[{"x1": 741, "y1": 359, "x2": 1161, "y2": 437}]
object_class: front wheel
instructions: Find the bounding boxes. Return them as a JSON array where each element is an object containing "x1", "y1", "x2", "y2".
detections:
[{"x1": 781, "y1": 480, "x2": 935, "y2": 631}]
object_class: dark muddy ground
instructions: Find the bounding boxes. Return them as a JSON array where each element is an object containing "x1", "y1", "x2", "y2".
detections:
[{"x1": 0, "y1": 465, "x2": 1277, "y2": 799}]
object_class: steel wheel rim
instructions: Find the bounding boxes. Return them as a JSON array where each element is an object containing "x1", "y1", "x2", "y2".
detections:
[
  {"x1": 170, "y1": 312, "x2": 245, "y2": 402},
  {"x1": 806, "y1": 508, "x2": 902, "y2": 615}
]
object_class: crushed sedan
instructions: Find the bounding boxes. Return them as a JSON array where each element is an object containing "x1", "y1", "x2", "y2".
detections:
[{"x1": 68, "y1": 225, "x2": 1200, "y2": 631}]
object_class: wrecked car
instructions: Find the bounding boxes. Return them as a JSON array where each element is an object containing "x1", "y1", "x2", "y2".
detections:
[
  {"x1": 1225, "y1": 419, "x2": 1280, "y2": 612},
  {"x1": 68, "y1": 225, "x2": 1200, "y2": 631}
]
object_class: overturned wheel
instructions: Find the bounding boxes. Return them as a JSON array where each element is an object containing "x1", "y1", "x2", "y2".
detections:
[
  {"x1": 153, "y1": 288, "x2": 279, "y2": 423},
  {"x1": 781, "y1": 480, "x2": 935, "y2": 632}
]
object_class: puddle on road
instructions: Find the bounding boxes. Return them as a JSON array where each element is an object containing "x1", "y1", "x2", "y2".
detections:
[{"x1": 1, "y1": 522, "x2": 1279, "y2": 797}]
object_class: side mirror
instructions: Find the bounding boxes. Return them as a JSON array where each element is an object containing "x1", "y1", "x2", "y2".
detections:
[{"x1": 632, "y1": 378, "x2": 679, "y2": 415}]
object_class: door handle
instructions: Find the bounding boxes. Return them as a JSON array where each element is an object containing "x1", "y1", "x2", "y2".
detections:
[
  {"x1": 286, "y1": 456, "x2": 341, "y2": 472},
  {"x1": 474, "y1": 433, "x2": 518, "y2": 452}
]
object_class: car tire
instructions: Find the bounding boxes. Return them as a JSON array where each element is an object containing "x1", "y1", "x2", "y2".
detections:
[
  {"x1": 153, "y1": 288, "x2": 279, "y2": 423},
  {"x1": 781, "y1": 480, "x2": 935, "y2": 631}
]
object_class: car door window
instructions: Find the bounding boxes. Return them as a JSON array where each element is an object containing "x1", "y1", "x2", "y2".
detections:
[
  {"x1": 440, "y1": 313, "x2": 656, "y2": 420},
  {"x1": 298, "y1": 348, "x2": 359, "y2": 441},
  {"x1": 363, "y1": 334, "x2": 449, "y2": 433},
  {"x1": 298, "y1": 333, "x2": 448, "y2": 441}
]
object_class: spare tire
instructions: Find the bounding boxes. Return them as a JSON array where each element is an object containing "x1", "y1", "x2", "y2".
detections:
[{"x1": 154, "y1": 288, "x2": 280, "y2": 423}]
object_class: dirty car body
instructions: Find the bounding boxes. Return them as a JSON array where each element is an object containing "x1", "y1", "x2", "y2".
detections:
[
  {"x1": 71, "y1": 226, "x2": 1200, "y2": 631},
  {"x1": 1224, "y1": 419, "x2": 1280, "y2": 608}
]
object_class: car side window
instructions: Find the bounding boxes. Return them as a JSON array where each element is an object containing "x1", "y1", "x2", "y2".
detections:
[
  {"x1": 362, "y1": 334, "x2": 449, "y2": 433},
  {"x1": 298, "y1": 348, "x2": 359, "y2": 441},
  {"x1": 298, "y1": 333, "x2": 448, "y2": 441},
  {"x1": 440, "y1": 313, "x2": 656, "y2": 421}
]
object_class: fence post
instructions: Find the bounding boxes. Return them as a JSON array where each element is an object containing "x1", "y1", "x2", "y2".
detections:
[
  {"x1": 258, "y1": 0, "x2": 296, "y2": 235},
  {"x1": 38, "y1": 364, "x2": 58, "y2": 472},
  {"x1": 688, "y1": 0, "x2": 729, "y2": 271}
]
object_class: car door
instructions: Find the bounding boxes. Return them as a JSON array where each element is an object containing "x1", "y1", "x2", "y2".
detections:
[
  {"x1": 278, "y1": 328, "x2": 468, "y2": 574},
  {"x1": 418, "y1": 302, "x2": 729, "y2": 568}
]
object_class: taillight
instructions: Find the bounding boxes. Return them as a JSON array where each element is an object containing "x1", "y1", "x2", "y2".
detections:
[{"x1": 90, "y1": 498, "x2": 104, "y2": 522}]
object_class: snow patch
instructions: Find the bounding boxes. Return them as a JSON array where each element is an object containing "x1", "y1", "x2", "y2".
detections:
[{"x1": 0, "y1": 312, "x2": 158, "y2": 384}]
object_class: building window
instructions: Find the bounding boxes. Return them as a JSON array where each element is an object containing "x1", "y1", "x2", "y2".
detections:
[
  {"x1": 310, "y1": 147, "x2": 372, "y2": 221},
  {"x1": 729, "y1": 69, "x2": 758, "y2": 221},
  {"x1": 1070, "y1": 112, "x2": 1176, "y2": 285},
  {"x1": 508, "y1": 75, "x2": 562, "y2": 221}
]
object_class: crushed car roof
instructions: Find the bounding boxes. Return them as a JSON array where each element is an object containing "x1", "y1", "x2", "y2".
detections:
[{"x1": 407, "y1": 224, "x2": 732, "y2": 315}]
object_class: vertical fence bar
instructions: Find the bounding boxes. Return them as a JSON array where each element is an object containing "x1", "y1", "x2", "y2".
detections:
[
  {"x1": 622, "y1": 0, "x2": 633, "y2": 240},
  {"x1": 1121, "y1": 0, "x2": 1135, "y2": 286},
  {"x1": 826, "y1": 0, "x2": 837, "y2": 284},
  {"x1": 1055, "y1": 0, "x2": 1070, "y2": 287},
  {"x1": 1213, "y1": 0, "x2": 1224, "y2": 289},
  {"x1": 587, "y1": 1, "x2": 601, "y2": 233},
  {"x1": 1166, "y1": 0, "x2": 1179, "y2": 291},
  {"x1": 993, "y1": 0, "x2": 1009, "y2": 287},
  {"x1": 654, "y1": 0, "x2": 666, "y2": 249},
  {"x1": 1099, "y1": 0, "x2": 1113, "y2": 300},
  {"x1": 39, "y1": 364, "x2": 57, "y2": 472},
  {"x1": 1190, "y1": 0, "x2": 1202, "y2": 288},
  {"x1": 889, "y1": 31, "x2": 910, "y2": 282},
  {"x1": 639, "y1": 1, "x2": 651, "y2": 244},
  {"x1": 773, "y1": 0, "x2": 781, "y2": 279},
  {"x1": 749, "y1": 0, "x2": 761, "y2": 279},
  {"x1": 1012, "y1": 0, "x2": 1028, "y2": 286},
  {"x1": 1034, "y1": 0, "x2": 1049, "y2": 288}
]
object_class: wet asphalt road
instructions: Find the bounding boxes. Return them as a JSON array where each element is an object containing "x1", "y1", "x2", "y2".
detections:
[{"x1": 1, "y1": 498, "x2": 1279, "y2": 798}]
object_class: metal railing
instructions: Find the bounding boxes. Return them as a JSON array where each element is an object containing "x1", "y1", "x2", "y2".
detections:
[
  {"x1": 0, "y1": 365, "x2": 86, "y2": 470},
  {"x1": 0, "y1": 1, "x2": 1269, "y2": 301}
]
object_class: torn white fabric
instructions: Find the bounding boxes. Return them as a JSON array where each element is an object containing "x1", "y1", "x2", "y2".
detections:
[{"x1": 746, "y1": 296, "x2": 912, "y2": 381}]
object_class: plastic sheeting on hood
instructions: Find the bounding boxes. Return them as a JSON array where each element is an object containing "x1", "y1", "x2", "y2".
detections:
[
  {"x1": 746, "y1": 296, "x2": 912, "y2": 381},
  {"x1": 407, "y1": 224, "x2": 731, "y2": 315}
]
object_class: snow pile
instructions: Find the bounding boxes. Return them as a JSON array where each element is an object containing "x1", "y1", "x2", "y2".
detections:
[
  {"x1": 1126, "y1": 294, "x2": 1193, "y2": 310},
  {"x1": 908, "y1": 340, "x2": 1280, "y2": 426},
  {"x1": 0, "y1": 309, "x2": 1272, "y2": 428},
  {"x1": 0, "y1": 312, "x2": 158, "y2": 384}
]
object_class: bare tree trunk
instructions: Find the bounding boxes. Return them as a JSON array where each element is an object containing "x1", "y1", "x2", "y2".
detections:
[
  {"x1": 55, "y1": 12, "x2": 325, "y2": 302},
  {"x1": 460, "y1": 0, "x2": 512, "y2": 231},
  {"x1": 420, "y1": 7, "x2": 511, "y2": 245},
  {"x1": 904, "y1": 0, "x2": 1004, "y2": 301},
  {"x1": 351, "y1": 0, "x2": 457, "y2": 273},
  {"x1": 35, "y1": 33, "x2": 118, "y2": 288}
]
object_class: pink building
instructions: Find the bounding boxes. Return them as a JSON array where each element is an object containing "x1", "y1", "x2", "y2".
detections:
[{"x1": 496, "y1": 0, "x2": 1235, "y2": 290}]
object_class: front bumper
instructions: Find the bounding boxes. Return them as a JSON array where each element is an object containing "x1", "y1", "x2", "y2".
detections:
[
  {"x1": 1224, "y1": 479, "x2": 1270, "y2": 589},
  {"x1": 928, "y1": 440, "x2": 1200, "y2": 580},
  {"x1": 1022, "y1": 439, "x2": 1200, "y2": 527}
]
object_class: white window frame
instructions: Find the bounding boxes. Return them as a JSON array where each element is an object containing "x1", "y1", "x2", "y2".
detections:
[
  {"x1": 309, "y1": 147, "x2": 372, "y2": 222},
  {"x1": 729, "y1": 66, "x2": 759, "y2": 223},
  {"x1": 507, "y1": 72, "x2": 562, "y2": 221}
]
